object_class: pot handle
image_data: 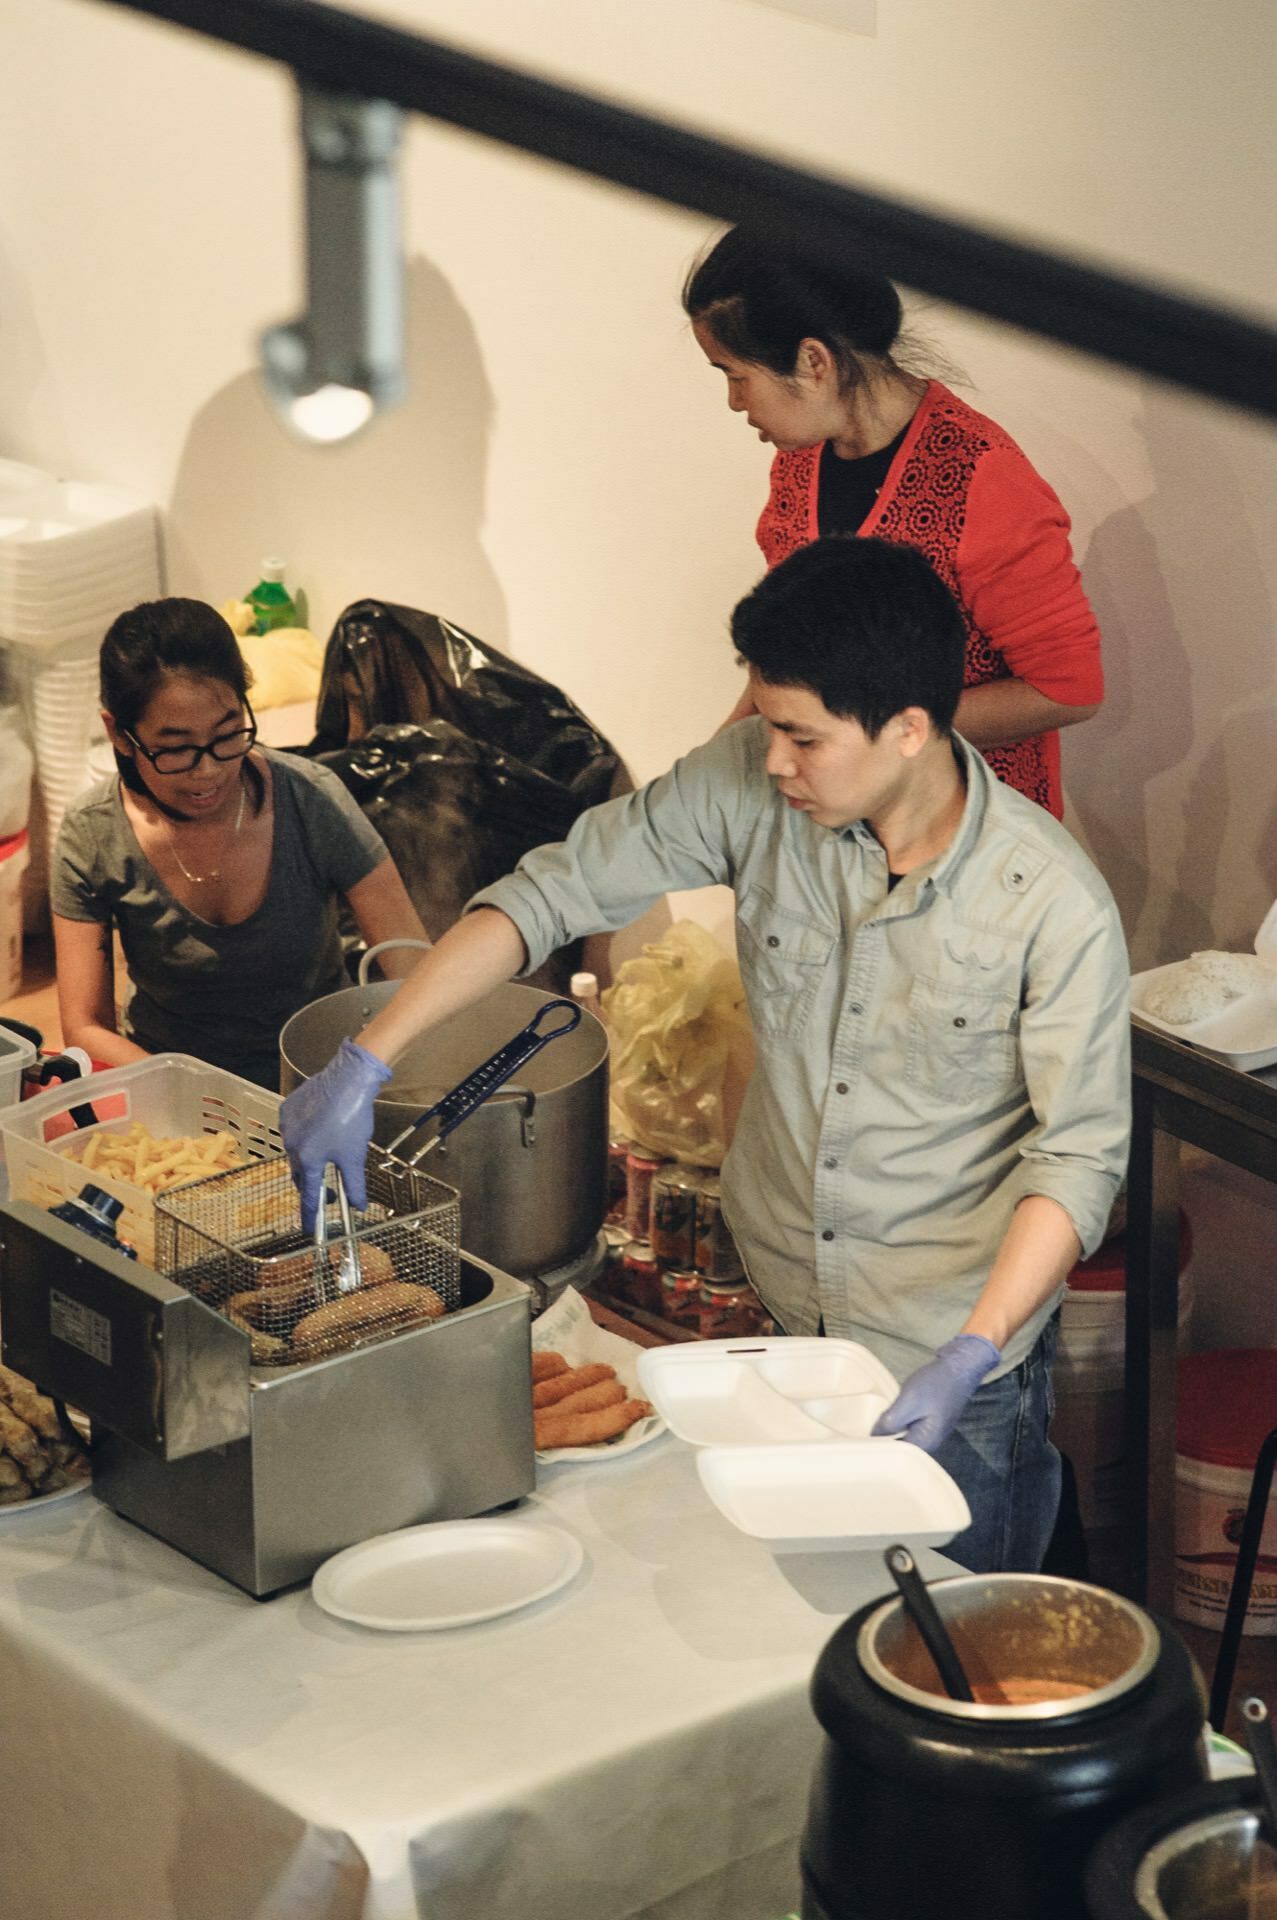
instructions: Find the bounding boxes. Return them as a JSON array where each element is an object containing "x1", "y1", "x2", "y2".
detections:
[
  {"x1": 357, "y1": 939, "x2": 433, "y2": 987},
  {"x1": 387, "y1": 999, "x2": 581, "y2": 1163}
]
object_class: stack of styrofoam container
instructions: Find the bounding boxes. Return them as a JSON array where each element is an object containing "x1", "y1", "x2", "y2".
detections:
[{"x1": 0, "y1": 459, "x2": 162, "y2": 854}]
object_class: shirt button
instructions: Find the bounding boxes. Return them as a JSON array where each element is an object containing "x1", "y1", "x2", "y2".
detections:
[
  {"x1": 1011, "y1": 872, "x2": 1023, "y2": 885},
  {"x1": 849, "y1": 1003, "x2": 863, "y2": 1016},
  {"x1": 824, "y1": 1157, "x2": 837, "y2": 1170},
  {"x1": 767, "y1": 934, "x2": 780, "y2": 948},
  {"x1": 953, "y1": 1016, "x2": 966, "y2": 1028},
  {"x1": 836, "y1": 1082, "x2": 849, "y2": 1095},
  {"x1": 821, "y1": 1229, "x2": 835, "y2": 1242}
]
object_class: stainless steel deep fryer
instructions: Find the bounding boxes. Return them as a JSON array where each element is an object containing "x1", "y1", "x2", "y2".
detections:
[{"x1": 0, "y1": 1150, "x2": 535, "y2": 1597}]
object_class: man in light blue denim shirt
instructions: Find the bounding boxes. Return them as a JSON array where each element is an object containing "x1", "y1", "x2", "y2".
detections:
[{"x1": 283, "y1": 539, "x2": 1130, "y2": 1572}]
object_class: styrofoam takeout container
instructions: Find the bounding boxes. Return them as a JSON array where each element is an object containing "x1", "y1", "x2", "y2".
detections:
[
  {"x1": 698, "y1": 1439, "x2": 970, "y2": 1554},
  {"x1": 1131, "y1": 901, "x2": 1277, "y2": 1071},
  {"x1": 637, "y1": 1339, "x2": 970, "y2": 1552}
]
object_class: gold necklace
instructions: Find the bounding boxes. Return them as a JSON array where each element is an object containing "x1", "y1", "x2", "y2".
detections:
[{"x1": 163, "y1": 779, "x2": 247, "y2": 885}]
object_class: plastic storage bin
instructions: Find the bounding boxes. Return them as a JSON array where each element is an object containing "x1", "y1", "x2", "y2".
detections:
[
  {"x1": 0, "y1": 1053, "x2": 283, "y2": 1266},
  {"x1": 0, "y1": 1022, "x2": 37, "y2": 1110},
  {"x1": 1175, "y1": 1347, "x2": 1277, "y2": 1635}
]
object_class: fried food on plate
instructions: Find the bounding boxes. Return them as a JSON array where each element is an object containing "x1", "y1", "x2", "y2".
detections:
[
  {"x1": 0, "y1": 1368, "x2": 90, "y2": 1503},
  {"x1": 551, "y1": 1378, "x2": 627, "y2": 1417},
  {"x1": 532, "y1": 1351, "x2": 570, "y2": 1384},
  {"x1": 532, "y1": 1362, "x2": 616, "y2": 1409},
  {"x1": 535, "y1": 1397, "x2": 653, "y2": 1450}
]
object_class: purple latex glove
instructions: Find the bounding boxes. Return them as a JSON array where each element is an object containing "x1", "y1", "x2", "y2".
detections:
[
  {"x1": 280, "y1": 1037, "x2": 393, "y2": 1232},
  {"x1": 871, "y1": 1333, "x2": 1001, "y2": 1455}
]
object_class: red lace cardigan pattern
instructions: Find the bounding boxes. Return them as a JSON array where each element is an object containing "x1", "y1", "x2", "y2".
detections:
[{"x1": 755, "y1": 388, "x2": 1055, "y2": 814}]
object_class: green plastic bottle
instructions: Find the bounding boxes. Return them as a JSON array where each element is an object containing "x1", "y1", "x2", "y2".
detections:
[{"x1": 245, "y1": 559, "x2": 298, "y2": 635}]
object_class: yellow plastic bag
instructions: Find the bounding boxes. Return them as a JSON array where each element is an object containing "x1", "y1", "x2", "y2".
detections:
[{"x1": 603, "y1": 921, "x2": 754, "y2": 1168}]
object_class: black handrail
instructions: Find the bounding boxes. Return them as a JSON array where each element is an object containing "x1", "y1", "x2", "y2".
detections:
[{"x1": 94, "y1": 0, "x2": 1277, "y2": 421}]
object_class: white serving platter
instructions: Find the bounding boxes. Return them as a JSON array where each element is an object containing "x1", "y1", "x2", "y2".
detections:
[
  {"x1": 0, "y1": 1474, "x2": 92, "y2": 1519},
  {"x1": 312, "y1": 1518, "x2": 584, "y2": 1631},
  {"x1": 637, "y1": 1337, "x2": 899, "y2": 1447},
  {"x1": 1131, "y1": 961, "x2": 1277, "y2": 1071},
  {"x1": 696, "y1": 1440, "x2": 970, "y2": 1554}
]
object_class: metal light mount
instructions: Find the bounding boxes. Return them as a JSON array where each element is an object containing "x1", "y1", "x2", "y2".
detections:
[{"x1": 260, "y1": 84, "x2": 406, "y2": 445}]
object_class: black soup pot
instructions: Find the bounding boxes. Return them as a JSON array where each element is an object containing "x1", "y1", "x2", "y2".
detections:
[
  {"x1": 1086, "y1": 1776, "x2": 1274, "y2": 1919},
  {"x1": 800, "y1": 1574, "x2": 1208, "y2": 1920}
]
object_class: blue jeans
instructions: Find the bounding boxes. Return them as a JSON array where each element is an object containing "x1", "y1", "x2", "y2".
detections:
[{"x1": 932, "y1": 1316, "x2": 1062, "y2": 1574}]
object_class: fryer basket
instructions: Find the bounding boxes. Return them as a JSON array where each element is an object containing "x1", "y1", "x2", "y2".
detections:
[{"x1": 154, "y1": 1151, "x2": 461, "y2": 1368}]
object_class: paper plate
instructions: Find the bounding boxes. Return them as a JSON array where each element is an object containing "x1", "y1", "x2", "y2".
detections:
[
  {"x1": 0, "y1": 1474, "x2": 92, "y2": 1519},
  {"x1": 312, "y1": 1518, "x2": 585, "y2": 1631}
]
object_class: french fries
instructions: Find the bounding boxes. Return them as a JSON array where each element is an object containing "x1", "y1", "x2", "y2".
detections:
[{"x1": 57, "y1": 1121, "x2": 245, "y2": 1196}]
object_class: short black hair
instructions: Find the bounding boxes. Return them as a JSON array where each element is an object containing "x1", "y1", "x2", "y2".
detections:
[{"x1": 730, "y1": 537, "x2": 966, "y2": 738}]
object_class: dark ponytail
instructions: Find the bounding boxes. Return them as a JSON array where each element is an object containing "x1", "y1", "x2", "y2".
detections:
[{"x1": 683, "y1": 227, "x2": 907, "y2": 388}]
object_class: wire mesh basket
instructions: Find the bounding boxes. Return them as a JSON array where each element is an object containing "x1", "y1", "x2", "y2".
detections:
[{"x1": 153, "y1": 1152, "x2": 461, "y2": 1369}]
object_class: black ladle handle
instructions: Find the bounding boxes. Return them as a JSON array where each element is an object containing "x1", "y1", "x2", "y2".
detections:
[
  {"x1": 885, "y1": 1543, "x2": 974, "y2": 1703},
  {"x1": 1242, "y1": 1698, "x2": 1277, "y2": 1838}
]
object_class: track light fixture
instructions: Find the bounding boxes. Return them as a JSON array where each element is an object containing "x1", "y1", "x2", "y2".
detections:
[{"x1": 260, "y1": 84, "x2": 406, "y2": 446}]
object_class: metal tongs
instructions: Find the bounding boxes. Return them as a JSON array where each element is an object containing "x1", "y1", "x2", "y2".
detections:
[
  {"x1": 310, "y1": 998, "x2": 582, "y2": 1305},
  {"x1": 314, "y1": 1162, "x2": 364, "y2": 1304},
  {"x1": 383, "y1": 997, "x2": 582, "y2": 1164}
]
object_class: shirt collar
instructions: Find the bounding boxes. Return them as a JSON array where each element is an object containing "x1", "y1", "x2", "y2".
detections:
[{"x1": 837, "y1": 733, "x2": 988, "y2": 897}]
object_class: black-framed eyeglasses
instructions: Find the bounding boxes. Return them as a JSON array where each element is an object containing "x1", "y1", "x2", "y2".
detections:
[{"x1": 124, "y1": 702, "x2": 257, "y2": 775}]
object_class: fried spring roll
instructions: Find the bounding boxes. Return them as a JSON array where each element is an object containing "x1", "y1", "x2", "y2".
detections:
[{"x1": 532, "y1": 1362, "x2": 616, "y2": 1408}]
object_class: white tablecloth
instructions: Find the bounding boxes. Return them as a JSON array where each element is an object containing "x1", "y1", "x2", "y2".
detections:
[{"x1": 0, "y1": 1436, "x2": 953, "y2": 1920}]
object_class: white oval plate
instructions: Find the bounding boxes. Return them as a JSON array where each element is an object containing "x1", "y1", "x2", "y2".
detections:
[
  {"x1": 0, "y1": 1474, "x2": 93, "y2": 1519},
  {"x1": 312, "y1": 1518, "x2": 584, "y2": 1631}
]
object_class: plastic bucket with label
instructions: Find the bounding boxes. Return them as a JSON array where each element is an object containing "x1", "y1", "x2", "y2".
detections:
[
  {"x1": 1174, "y1": 1347, "x2": 1277, "y2": 1636},
  {"x1": 1051, "y1": 1215, "x2": 1194, "y2": 1529}
]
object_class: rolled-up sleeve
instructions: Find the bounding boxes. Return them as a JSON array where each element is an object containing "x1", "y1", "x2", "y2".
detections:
[
  {"x1": 1011, "y1": 885, "x2": 1131, "y2": 1255},
  {"x1": 466, "y1": 730, "x2": 749, "y2": 973}
]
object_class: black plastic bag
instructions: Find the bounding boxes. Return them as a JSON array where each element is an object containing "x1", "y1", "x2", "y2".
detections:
[{"x1": 310, "y1": 603, "x2": 625, "y2": 987}]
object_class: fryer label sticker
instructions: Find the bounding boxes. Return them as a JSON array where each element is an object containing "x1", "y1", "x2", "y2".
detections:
[{"x1": 50, "y1": 1290, "x2": 112, "y2": 1367}]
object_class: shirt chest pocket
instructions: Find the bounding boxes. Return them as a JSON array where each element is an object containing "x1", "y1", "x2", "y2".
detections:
[
  {"x1": 905, "y1": 969, "x2": 1022, "y2": 1104},
  {"x1": 736, "y1": 892, "x2": 837, "y2": 1041}
]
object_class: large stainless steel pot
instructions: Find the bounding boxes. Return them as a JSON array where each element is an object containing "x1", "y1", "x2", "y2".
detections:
[
  {"x1": 279, "y1": 980, "x2": 608, "y2": 1278},
  {"x1": 800, "y1": 1574, "x2": 1209, "y2": 1920}
]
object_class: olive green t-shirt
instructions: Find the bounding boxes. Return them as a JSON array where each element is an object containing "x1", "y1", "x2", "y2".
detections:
[{"x1": 51, "y1": 751, "x2": 387, "y2": 1090}]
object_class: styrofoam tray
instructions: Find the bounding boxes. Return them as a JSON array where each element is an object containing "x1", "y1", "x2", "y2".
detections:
[
  {"x1": 1131, "y1": 961, "x2": 1277, "y2": 1070},
  {"x1": 697, "y1": 1440, "x2": 970, "y2": 1553},
  {"x1": 637, "y1": 1337, "x2": 899, "y2": 1446}
]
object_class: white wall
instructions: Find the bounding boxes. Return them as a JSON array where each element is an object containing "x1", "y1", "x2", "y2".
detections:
[{"x1": 3, "y1": 0, "x2": 1277, "y2": 1329}]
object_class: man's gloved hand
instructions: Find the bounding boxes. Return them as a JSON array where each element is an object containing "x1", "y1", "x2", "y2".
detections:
[
  {"x1": 871, "y1": 1333, "x2": 1001, "y2": 1455},
  {"x1": 280, "y1": 1037, "x2": 393, "y2": 1232}
]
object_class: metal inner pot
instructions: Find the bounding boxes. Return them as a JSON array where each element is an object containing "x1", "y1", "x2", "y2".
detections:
[
  {"x1": 1136, "y1": 1807, "x2": 1277, "y2": 1919},
  {"x1": 279, "y1": 980, "x2": 609, "y2": 1277},
  {"x1": 1085, "y1": 1778, "x2": 1273, "y2": 1920},
  {"x1": 859, "y1": 1573, "x2": 1161, "y2": 1722}
]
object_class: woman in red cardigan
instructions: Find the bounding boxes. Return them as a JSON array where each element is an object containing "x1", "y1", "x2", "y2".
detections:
[{"x1": 683, "y1": 228, "x2": 1103, "y2": 818}]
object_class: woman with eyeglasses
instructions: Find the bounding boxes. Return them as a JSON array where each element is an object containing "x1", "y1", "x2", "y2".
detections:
[{"x1": 50, "y1": 597, "x2": 428, "y2": 1089}]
